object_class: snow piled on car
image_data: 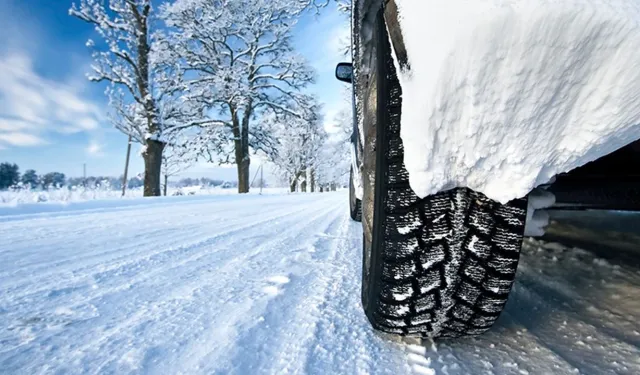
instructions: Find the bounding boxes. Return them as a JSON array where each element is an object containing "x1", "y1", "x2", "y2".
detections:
[{"x1": 393, "y1": 0, "x2": 640, "y2": 203}]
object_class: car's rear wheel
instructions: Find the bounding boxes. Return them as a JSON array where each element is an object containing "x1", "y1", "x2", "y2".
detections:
[
  {"x1": 359, "y1": 6, "x2": 528, "y2": 338},
  {"x1": 350, "y1": 166, "x2": 363, "y2": 222}
]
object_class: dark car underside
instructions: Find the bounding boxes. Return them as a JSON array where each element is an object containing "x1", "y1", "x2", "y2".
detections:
[{"x1": 549, "y1": 139, "x2": 640, "y2": 211}]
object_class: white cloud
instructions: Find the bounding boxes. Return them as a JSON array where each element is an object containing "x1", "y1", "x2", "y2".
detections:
[
  {"x1": 325, "y1": 17, "x2": 351, "y2": 63},
  {"x1": 0, "y1": 132, "x2": 45, "y2": 146},
  {"x1": 0, "y1": 51, "x2": 104, "y2": 149},
  {"x1": 86, "y1": 140, "x2": 104, "y2": 157},
  {"x1": 295, "y1": 6, "x2": 353, "y2": 139},
  {"x1": 296, "y1": 6, "x2": 350, "y2": 75},
  {"x1": 0, "y1": 118, "x2": 34, "y2": 131}
]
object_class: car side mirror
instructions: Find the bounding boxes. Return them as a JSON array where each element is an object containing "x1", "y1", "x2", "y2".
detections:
[{"x1": 335, "y1": 62, "x2": 353, "y2": 83}]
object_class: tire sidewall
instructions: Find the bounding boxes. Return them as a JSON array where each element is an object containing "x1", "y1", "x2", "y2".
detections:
[{"x1": 359, "y1": 7, "x2": 387, "y2": 315}]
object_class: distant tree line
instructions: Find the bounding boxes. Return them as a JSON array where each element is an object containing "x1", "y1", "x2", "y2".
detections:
[
  {"x1": 0, "y1": 163, "x2": 67, "y2": 190},
  {"x1": 175, "y1": 178, "x2": 229, "y2": 188},
  {"x1": 0, "y1": 161, "x2": 240, "y2": 191}
]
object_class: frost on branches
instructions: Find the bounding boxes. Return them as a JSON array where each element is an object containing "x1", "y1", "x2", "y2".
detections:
[
  {"x1": 269, "y1": 90, "x2": 352, "y2": 193},
  {"x1": 161, "y1": 0, "x2": 317, "y2": 193},
  {"x1": 161, "y1": 141, "x2": 195, "y2": 196},
  {"x1": 315, "y1": 104, "x2": 352, "y2": 192},
  {"x1": 69, "y1": 0, "x2": 200, "y2": 196},
  {"x1": 268, "y1": 97, "x2": 327, "y2": 193}
]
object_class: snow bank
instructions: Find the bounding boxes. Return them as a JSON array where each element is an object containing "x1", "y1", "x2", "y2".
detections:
[
  {"x1": 0, "y1": 187, "x2": 289, "y2": 211},
  {"x1": 0, "y1": 187, "x2": 144, "y2": 205},
  {"x1": 394, "y1": 0, "x2": 640, "y2": 203}
]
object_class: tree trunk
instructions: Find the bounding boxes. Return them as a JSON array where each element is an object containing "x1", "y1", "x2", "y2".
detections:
[
  {"x1": 300, "y1": 168, "x2": 307, "y2": 192},
  {"x1": 290, "y1": 176, "x2": 297, "y2": 193},
  {"x1": 143, "y1": 139, "x2": 164, "y2": 197},
  {"x1": 122, "y1": 135, "x2": 132, "y2": 197},
  {"x1": 320, "y1": 186, "x2": 324, "y2": 193},
  {"x1": 239, "y1": 102, "x2": 252, "y2": 194},
  {"x1": 231, "y1": 110, "x2": 244, "y2": 194},
  {"x1": 230, "y1": 106, "x2": 252, "y2": 194},
  {"x1": 163, "y1": 174, "x2": 168, "y2": 196},
  {"x1": 310, "y1": 168, "x2": 315, "y2": 193},
  {"x1": 134, "y1": 3, "x2": 163, "y2": 197},
  {"x1": 237, "y1": 157, "x2": 250, "y2": 194}
]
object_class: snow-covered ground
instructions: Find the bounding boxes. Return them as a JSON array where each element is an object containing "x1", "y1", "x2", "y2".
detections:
[
  {"x1": 0, "y1": 186, "x2": 288, "y2": 206},
  {"x1": 1, "y1": 192, "x2": 639, "y2": 374}
]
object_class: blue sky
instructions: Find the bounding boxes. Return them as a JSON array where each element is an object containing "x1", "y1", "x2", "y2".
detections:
[{"x1": 0, "y1": 0, "x2": 350, "y2": 181}]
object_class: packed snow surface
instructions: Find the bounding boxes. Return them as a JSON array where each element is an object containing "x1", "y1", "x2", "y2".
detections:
[
  {"x1": 1, "y1": 193, "x2": 639, "y2": 374},
  {"x1": 393, "y1": 0, "x2": 640, "y2": 203}
]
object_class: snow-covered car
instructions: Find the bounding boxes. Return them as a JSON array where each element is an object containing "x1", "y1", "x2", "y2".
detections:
[{"x1": 337, "y1": 0, "x2": 640, "y2": 338}]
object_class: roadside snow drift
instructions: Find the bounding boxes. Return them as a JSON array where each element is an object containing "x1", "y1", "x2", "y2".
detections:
[{"x1": 394, "y1": 0, "x2": 640, "y2": 203}]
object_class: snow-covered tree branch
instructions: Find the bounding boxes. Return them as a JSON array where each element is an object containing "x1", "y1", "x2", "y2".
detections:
[
  {"x1": 160, "y1": 0, "x2": 317, "y2": 193},
  {"x1": 70, "y1": 0, "x2": 198, "y2": 196},
  {"x1": 161, "y1": 141, "x2": 195, "y2": 196},
  {"x1": 314, "y1": 94, "x2": 352, "y2": 191},
  {"x1": 267, "y1": 96, "x2": 328, "y2": 192}
]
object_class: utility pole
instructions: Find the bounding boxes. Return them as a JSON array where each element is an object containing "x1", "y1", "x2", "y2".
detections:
[
  {"x1": 260, "y1": 164, "x2": 263, "y2": 195},
  {"x1": 122, "y1": 135, "x2": 133, "y2": 197},
  {"x1": 250, "y1": 164, "x2": 264, "y2": 194}
]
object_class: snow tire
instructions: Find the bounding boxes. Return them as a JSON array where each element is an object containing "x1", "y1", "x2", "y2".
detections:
[{"x1": 360, "y1": 6, "x2": 528, "y2": 338}]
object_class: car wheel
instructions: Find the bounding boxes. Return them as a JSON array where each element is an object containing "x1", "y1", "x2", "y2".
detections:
[{"x1": 359, "y1": 6, "x2": 528, "y2": 338}]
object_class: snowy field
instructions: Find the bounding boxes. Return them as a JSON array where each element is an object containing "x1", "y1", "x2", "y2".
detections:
[
  {"x1": 1, "y1": 192, "x2": 639, "y2": 374},
  {"x1": 0, "y1": 187, "x2": 289, "y2": 206}
]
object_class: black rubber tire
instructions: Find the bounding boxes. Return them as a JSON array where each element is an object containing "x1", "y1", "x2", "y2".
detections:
[
  {"x1": 360, "y1": 7, "x2": 528, "y2": 338},
  {"x1": 350, "y1": 166, "x2": 363, "y2": 222}
]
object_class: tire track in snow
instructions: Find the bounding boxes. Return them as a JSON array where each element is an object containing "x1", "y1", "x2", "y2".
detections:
[
  {"x1": 2, "y1": 202, "x2": 315, "y2": 320},
  {"x1": 99, "y1": 197, "x2": 347, "y2": 374},
  {"x1": 0, "y1": 194, "x2": 342, "y2": 372},
  {"x1": 219, "y1": 214, "x2": 354, "y2": 375},
  {"x1": 0, "y1": 197, "x2": 317, "y2": 299},
  {"x1": 158, "y1": 199, "x2": 349, "y2": 374},
  {"x1": 516, "y1": 266, "x2": 640, "y2": 347},
  {"x1": 0, "y1": 196, "x2": 346, "y2": 373},
  {"x1": 0, "y1": 195, "x2": 256, "y2": 224},
  {"x1": 0, "y1": 198, "x2": 297, "y2": 272},
  {"x1": 506, "y1": 277, "x2": 640, "y2": 374},
  {"x1": 207, "y1": 213, "x2": 410, "y2": 375},
  {"x1": 402, "y1": 315, "x2": 580, "y2": 375},
  {"x1": 296, "y1": 218, "x2": 410, "y2": 375}
]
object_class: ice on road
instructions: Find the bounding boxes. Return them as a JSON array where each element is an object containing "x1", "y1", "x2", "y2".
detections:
[{"x1": 1, "y1": 193, "x2": 639, "y2": 374}]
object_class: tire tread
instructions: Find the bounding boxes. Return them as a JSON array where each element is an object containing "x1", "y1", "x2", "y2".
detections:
[{"x1": 363, "y1": 7, "x2": 527, "y2": 338}]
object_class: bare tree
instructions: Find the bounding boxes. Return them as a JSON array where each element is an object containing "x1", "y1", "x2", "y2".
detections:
[
  {"x1": 315, "y1": 101, "x2": 352, "y2": 191},
  {"x1": 160, "y1": 0, "x2": 317, "y2": 194},
  {"x1": 161, "y1": 142, "x2": 194, "y2": 196},
  {"x1": 268, "y1": 98, "x2": 326, "y2": 193},
  {"x1": 70, "y1": 0, "x2": 201, "y2": 196}
]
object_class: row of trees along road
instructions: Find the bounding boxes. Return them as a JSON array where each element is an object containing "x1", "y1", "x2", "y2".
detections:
[
  {"x1": 69, "y1": 0, "x2": 346, "y2": 196},
  {"x1": 0, "y1": 163, "x2": 67, "y2": 190}
]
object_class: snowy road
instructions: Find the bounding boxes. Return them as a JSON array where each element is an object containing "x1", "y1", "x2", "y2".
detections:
[{"x1": 1, "y1": 193, "x2": 639, "y2": 375}]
